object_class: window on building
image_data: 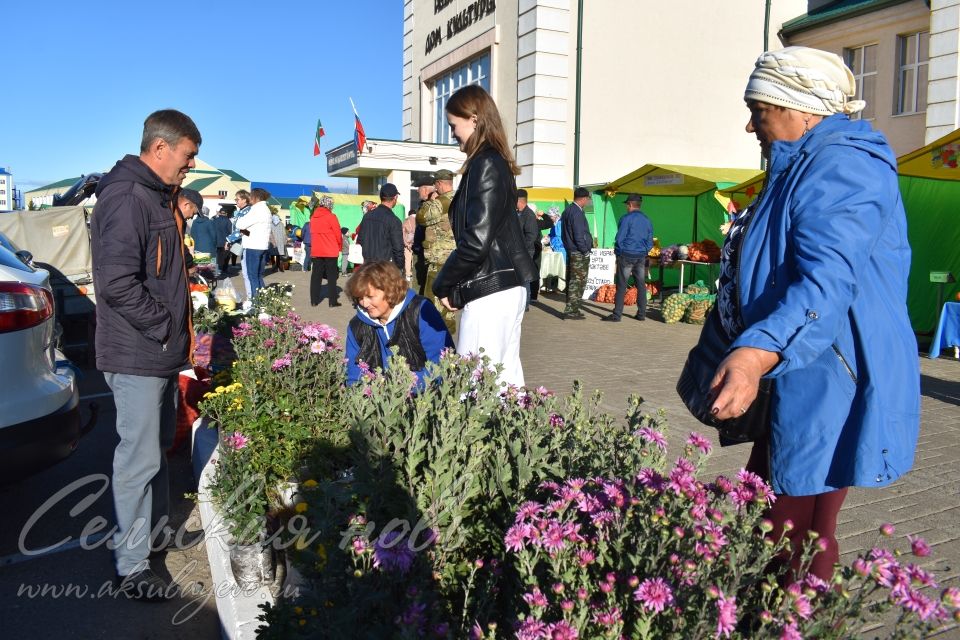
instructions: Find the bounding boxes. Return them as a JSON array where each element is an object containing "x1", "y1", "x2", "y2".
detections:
[
  {"x1": 433, "y1": 53, "x2": 490, "y2": 144},
  {"x1": 218, "y1": 190, "x2": 228, "y2": 198},
  {"x1": 896, "y1": 31, "x2": 929, "y2": 115},
  {"x1": 844, "y1": 44, "x2": 877, "y2": 120}
]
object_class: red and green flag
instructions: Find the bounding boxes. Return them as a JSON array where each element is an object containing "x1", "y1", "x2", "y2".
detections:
[{"x1": 313, "y1": 119, "x2": 325, "y2": 156}]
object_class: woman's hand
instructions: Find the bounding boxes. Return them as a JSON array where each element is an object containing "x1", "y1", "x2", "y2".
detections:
[
  {"x1": 709, "y1": 347, "x2": 780, "y2": 420},
  {"x1": 439, "y1": 296, "x2": 459, "y2": 312}
]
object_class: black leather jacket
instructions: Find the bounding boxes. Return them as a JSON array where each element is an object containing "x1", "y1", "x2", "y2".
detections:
[{"x1": 432, "y1": 147, "x2": 537, "y2": 301}]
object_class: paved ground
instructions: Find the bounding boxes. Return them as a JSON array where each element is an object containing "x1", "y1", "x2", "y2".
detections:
[
  {"x1": 280, "y1": 265, "x2": 960, "y2": 637},
  {"x1": 5, "y1": 264, "x2": 953, "y2": 639}
]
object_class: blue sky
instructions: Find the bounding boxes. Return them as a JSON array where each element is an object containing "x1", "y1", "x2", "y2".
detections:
[{"x1": 5, "y1": 1, "x2": 403, "y2": 192}]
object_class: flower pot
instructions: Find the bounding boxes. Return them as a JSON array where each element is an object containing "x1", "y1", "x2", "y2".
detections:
[{"x1": 229, "y1": 540, "x2": 276, "y2": 587}]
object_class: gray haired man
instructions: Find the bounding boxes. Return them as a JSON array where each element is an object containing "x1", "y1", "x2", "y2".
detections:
[{"x1": 91, "y1": 109, "x2": 205, "y2": 601}]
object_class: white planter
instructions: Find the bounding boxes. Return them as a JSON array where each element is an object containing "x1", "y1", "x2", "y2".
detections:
[{"x1": 196, "y1": 427, "x2": 276, "y2": 640}]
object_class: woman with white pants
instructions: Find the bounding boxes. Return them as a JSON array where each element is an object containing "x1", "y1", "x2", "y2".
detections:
[{"x1": 432, "y1": 85, "x2": 538, "y2": 388}]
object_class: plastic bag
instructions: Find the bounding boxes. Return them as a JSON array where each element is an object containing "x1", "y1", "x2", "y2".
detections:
[{"x1": 215, "y1": 278, "x2": 239, "y2": 310}]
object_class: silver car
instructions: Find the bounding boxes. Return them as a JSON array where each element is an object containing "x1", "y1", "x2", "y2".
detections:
[{"x1": 0, "y1": 232, "x2": 91, "y2": 482}]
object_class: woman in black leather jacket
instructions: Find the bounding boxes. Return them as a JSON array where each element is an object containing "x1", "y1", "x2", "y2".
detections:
[{"x1": 433, "y1": 85, "x2": 537, "y2": 387}]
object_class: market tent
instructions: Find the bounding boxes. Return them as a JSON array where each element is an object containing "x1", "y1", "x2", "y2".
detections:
[
  {"x1": 897, "y1": 128, "x2": 960, "y2": 333},
  {"x1": 598, "y1": 164, "x2": 761, "y2": 287},
  {"x1": 716, "y1": 129, "x2": 960, "y2": 335},
  {"x1": 309, "y1": 192, "x2": 406, "y2": 233}
]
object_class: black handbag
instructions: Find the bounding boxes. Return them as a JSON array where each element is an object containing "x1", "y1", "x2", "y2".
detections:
[
  {"x1": 450, "y1": 269, "x2": 521, "y2": 308},
  {"x1": 676, "y1": 307, "x2": 773, "y2": 444}
]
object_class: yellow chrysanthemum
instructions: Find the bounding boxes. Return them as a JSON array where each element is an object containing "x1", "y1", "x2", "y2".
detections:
[{"x1": 302, "y1": 479, "x2": 318, "y2": 488}]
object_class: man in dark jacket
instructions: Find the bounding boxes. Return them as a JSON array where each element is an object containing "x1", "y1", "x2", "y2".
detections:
[
  {"x1": 356, "y1": 183, "x2": 404, "y2": 270},
  {"x1": 213, "y1": 206, "x2": 233, "y2": 277},
  {"x1": 560, "y1": 186, "x2": 594, "y2": 319},
  {"x1": 516, "y1": 189, "x2": 540, "y2": 306},
  {"x1": 91, "y1": 109, "x2": 204, "y2": 600},
  {"x1": 603, "y1": 193, "x2": 654, "y2": 322}
]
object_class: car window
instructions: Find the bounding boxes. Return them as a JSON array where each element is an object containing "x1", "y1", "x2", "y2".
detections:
[
  {"x1": 0, "y1": 232, "x2": 21, "y2": 254},
  {"x1": 0, "y1": 244, "x2": 36, "y2": 273}
]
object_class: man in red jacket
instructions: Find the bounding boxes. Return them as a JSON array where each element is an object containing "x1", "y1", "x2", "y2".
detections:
[{"x1": 309, "y1": 195, "x2": 344, "y2": 307}]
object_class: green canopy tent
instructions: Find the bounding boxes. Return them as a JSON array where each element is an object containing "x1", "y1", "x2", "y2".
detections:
[
  {"x1": 598, "y1": 164, "x2": 761, "y2": 288},
  {"x1": 896, "y1": 128, "x2": 960, "y2": 334},
  {"x1": 717, "y1": 129, "x2": 960, "y2": 336}
]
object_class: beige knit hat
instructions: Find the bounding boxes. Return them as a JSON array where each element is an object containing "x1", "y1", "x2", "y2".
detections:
[{"x1": 744, "y1": 46, "x2": 866, "y2": 115}]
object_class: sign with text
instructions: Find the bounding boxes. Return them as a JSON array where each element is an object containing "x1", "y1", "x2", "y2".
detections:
[
  {"x1": 643, "y1": 173, "x2": 684, "y2": 187},
  {"x1": 326, "y1": 142, "x2": 358, "y2": 174},
  {"x1": 583, "y1": 248, "x2": 616, "y2": 300}
]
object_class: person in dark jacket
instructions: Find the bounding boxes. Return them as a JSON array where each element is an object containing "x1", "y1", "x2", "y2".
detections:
[
  {"x1": 603, "y1": 193, "x2": 654, "y2": 322},
  {"x1": 516, "y1": 189, "x2": 540, "y2": 306},
  {"x1": 213, "y1": 207, "x2": 233, "y2": 277},
  {"x1": 189, "y1": 205, "x2": 218, "y2": 257},
  {"x1": 345, "y1": 261, "x2": 454, "y2": 388},
  {"x1": 308, "y1": 195, "x2": 343, "y2": 307},
  {"x1": 433, "y1": 85, "x2": 538, "y2": 387},
  {"x1": 90, "y1": 109, "x2": 205, "y2": 600},
  {"x1": 356, "y1": 184, "x2": 404, "y2": 270},
  {"x1": 560, "y1": 187, "x2": 594, "y2": 319}
]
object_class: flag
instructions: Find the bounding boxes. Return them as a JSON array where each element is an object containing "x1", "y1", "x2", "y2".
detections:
[
  {"x1": 350, "y1": 98, "x2": 366, "y2": 155},
  {"x1": 313, "y1": 119, "x2": 325, "y2": 156}
]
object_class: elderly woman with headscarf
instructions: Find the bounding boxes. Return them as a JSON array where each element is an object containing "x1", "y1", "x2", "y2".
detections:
[
  {"x1": 700, "y1": 47, "x2": 919, "y2": 580},
  {"x1": 309, "y1": 195, "x2": 343, "y2": 307}
]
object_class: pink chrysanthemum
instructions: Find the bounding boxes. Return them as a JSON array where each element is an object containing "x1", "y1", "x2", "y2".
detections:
[{"x1": 633, "y1": 577, "x2": 675, "y2": 613}]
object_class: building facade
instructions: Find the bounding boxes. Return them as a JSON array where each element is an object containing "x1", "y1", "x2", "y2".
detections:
[
  {"x1": 402, "y1": 0, "x2": 806, "y2": 188},
  {"x1": 781, "y1": 0, "x2": 960, "y2": 155},
  {"x1": 0, "y1": 167, "x2": 13, "y2": 211}
]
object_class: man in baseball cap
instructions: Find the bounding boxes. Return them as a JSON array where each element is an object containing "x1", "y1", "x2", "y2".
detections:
[{"x1": 356, "y1": 183, "x2": 404, "y2": 269}]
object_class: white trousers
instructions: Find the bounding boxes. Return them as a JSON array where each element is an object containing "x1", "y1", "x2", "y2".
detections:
[{"x1": 457, "y1": 285, "x2": 527, "y2": 388}]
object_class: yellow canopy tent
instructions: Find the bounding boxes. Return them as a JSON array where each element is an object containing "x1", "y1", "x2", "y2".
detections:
[
  {"x1": 715, "y1": 128, "x2": 960, "y2": 336},
  {"x1": 598, "y1": 164, "x2": 761, "y2": 289}
]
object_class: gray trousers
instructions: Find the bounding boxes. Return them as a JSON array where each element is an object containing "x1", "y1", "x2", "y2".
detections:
[{"x1": 104, "y1": 371, "x2": 178, "y2": 576}]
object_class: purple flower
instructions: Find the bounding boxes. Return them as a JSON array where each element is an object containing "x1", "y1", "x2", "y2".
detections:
[
  {"x1": 302, "y1": 323, "x2": 322, "y2": 339},
  {"x1": 712, "y1": 475, "x2": 734, "y2": 495},
  {"x1": 942, "y1": 586, "x2": 960, "y2": 608},
  {"x1": 633, "y1": 577, "x2": 675, "y2": 613},
  {"x1": 516, "y1": 501, "x2": 543, "y2": 523},
  {"x1": 232, "y1": 322, "x2": 253, "y2": 338},
  {"x1": 372, "y1": 530, "x2": 415, "y2": 573},
  {"x1": 351, "y1": 537, "x2": 369, "y2": 555},
  {"x1": 224, "y1": 432, "x2": 249, "y2": 449},
  {"x1": 515, "y1": 619, "x2": 547, "y2": 640},
  {"x1": 576, "y1": 549, "x2": 595, "y2": 567},
  {"x1": 517, "y1": 393, "x2": 534, "y2": 409},
  {"x1": 541, "y1": 521, "x2": 567, "y2": 551},
  {"x1": 593, "y1": 607, "x2": 621, "y2": 626},
  {"x1": 263, "y1": 338, "x2": 276, "y2": 348},
  {"x1": 259, "y1": 316, "x2": 275, "y2": 328},
  {"x1": 505, "y1": 524, "x2": 530, "y2": 552},
  {"x1": 880, "y1": 522, "x2": 896, "y2": 536},
  {"x1": 549, "y1": 413, "x2": 565, "y2": 429},
  {"x1": 522, "y1": 587, "x2": 549, "y2": 608},
  {"x1": 715, "y1": 593, "x2": 737, "y2": 638},
  {"x1": 363, "y1": 386, "x2": 373, "y2": 398},
  {"x1": 271, "y1": 353, "x2": 292, "y2": 371},
  {"x1": 535, "y1": 385, "x2": 550, "y2": 397},
  {"x1": 545, "y1": 621, "x2": 578, "y2": 639},
  {"x1": 779, "y1": 622, "x2": 803, "y2": 640},
  {"x1": 635, "y1": 426, "x2": 667, "y2": 451},
  {"x1": 908, "y1": 534, "x2": 931, "y2": 557},
  {"x1": 636, "y1": 468, "x2": 666, "y2": 492},
  {"x1": 686, "y1": 432, "x2": 713, "y2": 455}
]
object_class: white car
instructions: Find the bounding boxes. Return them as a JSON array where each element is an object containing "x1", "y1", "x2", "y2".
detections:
[{"x1": 0, "y1": 232, "x2": 92, "y2": 483}]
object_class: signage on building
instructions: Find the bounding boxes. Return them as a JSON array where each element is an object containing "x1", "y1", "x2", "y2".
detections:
[
  {"x1": 425, "y1": 0, "x2": 496, "y2": 55},
  {"x1": 643, "y1": 173, "x2": 684, "y2": 187},
  {"x1": 326, "y1": 142, "x2": 358, "y2": 174}
]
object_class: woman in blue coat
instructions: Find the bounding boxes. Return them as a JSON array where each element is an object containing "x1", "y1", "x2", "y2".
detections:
[
  {"x1": 706, "y1": 47, "x2": 920, "y2": 579},
  {"x1": 345, "y1": 261, "x2": 454, "y2": 388}
]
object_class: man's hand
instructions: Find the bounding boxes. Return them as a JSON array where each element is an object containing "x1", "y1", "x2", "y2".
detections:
[{"x1": 239, "y1": 229, "x2": 250, "y2": 236}]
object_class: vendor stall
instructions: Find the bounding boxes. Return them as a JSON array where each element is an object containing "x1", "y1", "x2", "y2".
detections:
[{"x1": 597, "y1": 164, "x2": 760, "y2": 292}]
